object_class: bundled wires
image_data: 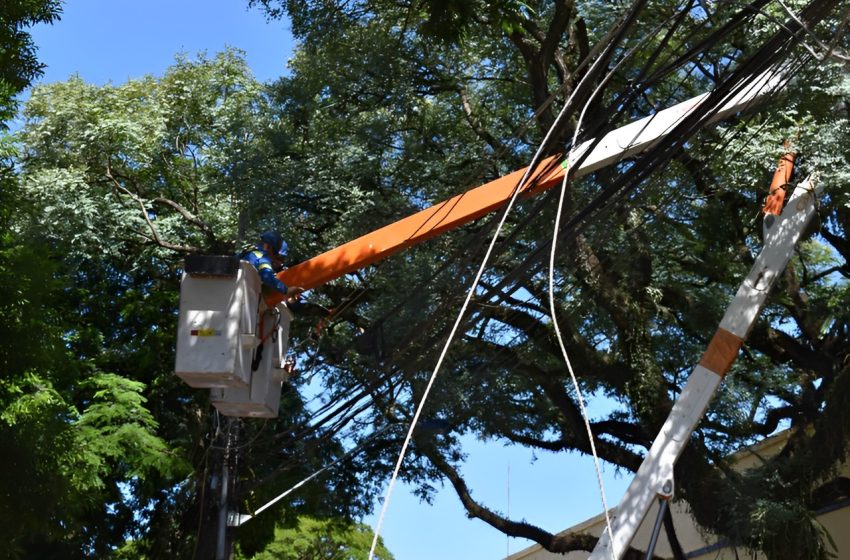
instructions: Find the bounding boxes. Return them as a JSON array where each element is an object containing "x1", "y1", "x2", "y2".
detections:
[{"x1": 233, "y1": 0, "x2": 847, "y2": 554}]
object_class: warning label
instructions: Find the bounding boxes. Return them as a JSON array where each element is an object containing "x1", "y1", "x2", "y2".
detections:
[{"x1": 190, "y1": 328, "x2": 222, "y2": 337}]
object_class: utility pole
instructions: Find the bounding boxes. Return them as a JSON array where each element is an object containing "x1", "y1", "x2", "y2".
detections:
[
  {"x1": 216, "y1": 418, "x2": 236, "y2": 560},
  {"x1": 195, "y1": 417, "x2": 237, "y2": 559}
]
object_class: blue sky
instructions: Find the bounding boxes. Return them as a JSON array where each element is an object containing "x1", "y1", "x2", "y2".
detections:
[
  {"x1": 28, "y1": 0, "x2": 293, "y2": 86},
  {"x1": 26, "y1": 2, "x2": 629, "y2": 558}
]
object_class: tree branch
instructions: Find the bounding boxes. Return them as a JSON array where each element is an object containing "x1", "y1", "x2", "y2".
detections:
[
  {"x1": 421, "y1": 445, "x2": 598, "y2": 553},
  {"x1": 105, "y1": 164, "x2": 199, "y2": 253}
]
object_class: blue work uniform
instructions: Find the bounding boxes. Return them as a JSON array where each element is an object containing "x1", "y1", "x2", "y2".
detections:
[{"x1": 242, "y1": 244, "x2": 290, "y2": 295}]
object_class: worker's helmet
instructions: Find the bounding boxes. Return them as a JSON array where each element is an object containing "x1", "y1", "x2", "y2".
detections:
[{"x1": 260, "y1": 230, "x2": 287, "y2": 256}]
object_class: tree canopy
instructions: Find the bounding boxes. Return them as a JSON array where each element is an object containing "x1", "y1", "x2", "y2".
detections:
[
  {"x1": 4, "y1": 0, "x2": 850, "y2": 559},
  {"x1": 0, "y1": 0, "x2": 61, "y2": 124},
  {"x1": 6, "y1": 50, "x2": 378, "y2": 559},
  {"x1": 234, "y1": 516, "x2": 393, "y2": 560}
]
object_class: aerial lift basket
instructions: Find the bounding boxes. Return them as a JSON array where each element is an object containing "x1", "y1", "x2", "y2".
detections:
[
  {"x1": 210, "y1": 303, "x2": 293, "y2": 418},
  {"x1": 174, "y1": 256, "x2": 261, "y2": 388}
]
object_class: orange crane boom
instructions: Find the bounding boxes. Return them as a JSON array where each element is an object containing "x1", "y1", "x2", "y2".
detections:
[
  {"x1": 266, "y1": 68, "x2": 787, "y2": 307},
  {"x1": 272, "y1": 155, "x2": 564, "y2": 301},
  {"x1": 761, "y1": 149, "x2": 796, "y2": 217}
]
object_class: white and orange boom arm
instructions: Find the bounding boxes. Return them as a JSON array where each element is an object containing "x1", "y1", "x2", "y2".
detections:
[
  {"x1": 589, "y1": 167, "x2": 821, "y2": 559},
  {"x1": 266, "y1": 69, "x2": 786, "y2": 306}
]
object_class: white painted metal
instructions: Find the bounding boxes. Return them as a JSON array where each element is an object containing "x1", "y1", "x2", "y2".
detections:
[
  {"x1": 721, "y1": 176, "x2": 821, "y2": 338},
  {"x1": 588, "y1": 174, "x2": 821, "y2": 560},
  {"x1": 569, "y1": 68, "x2": 787, "y2": 178},
  {"x1": 271, "y1": 304, "x2": 294, "y2": 373},
  {"x1": 175, "y1": 262, "x2": 261, "y2": 388},
  {"x1": 211, "y1": 304, "x2": 293, "y2": 418},
  {"x1": 227, "y1": 512, "x2": 252, "y2": 527},
  {"x1": 589, "y1": 366, "x2": 722, "y2": 559}
]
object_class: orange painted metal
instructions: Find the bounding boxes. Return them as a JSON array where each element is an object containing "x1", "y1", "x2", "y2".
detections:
[
  {"x1": 698, "y1": 327, "x2": 744, "y2": 378},
  {"x1": 263, "y1": 154, "x2": 566, "y2": 306},
  {"x1": 761, "y1": 150, "x2": 795, "y2": 216}
]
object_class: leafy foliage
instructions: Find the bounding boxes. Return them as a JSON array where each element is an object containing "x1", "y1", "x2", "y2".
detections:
[
  {"x1": 11, "y1": 48, "x2": 379, "y2": 558},
  {"x1": 5, "y1": 1, "x2": 850, "y2": 559},
  {"x1": 0, "y1": 187, "x2": 185, "y2": 557},
  {"x1": 0, "y1": 0, "x2": 61, "y2": 124},
  {"x1": 235, "y1": 516, "x2": 394, "y2": 560}
]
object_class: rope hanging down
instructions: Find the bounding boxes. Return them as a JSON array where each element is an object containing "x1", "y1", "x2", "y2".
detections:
[
  {"x1": 364, "y1": 23, "x2": 635, "y2": 559},
  {"x1": 544, "y1": 37, "x2": 654, "y2": 558}
]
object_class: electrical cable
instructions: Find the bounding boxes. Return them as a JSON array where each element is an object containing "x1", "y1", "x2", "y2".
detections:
[
  {"x1": 362, "y1": 2, "x2": 670, "y2": 551},
  {"x1": 236, "y1": 423, "x2": 394, "y2": 523},
  {"x1": 285, "y1": 1, "x2": 702, "y2": 416},
  {"x1": 280, "y1": 1, "x2": 809, "y2": 417},
  {"x1": 282, "y1": 80, "x2": 792, "y2": 460},
  {"x1": 268, "y1": 49, "x2": 804, "y2": 472},
  {"x1": 266, "y1": 80, "x2": 796, "y2": 468},
  {"x1": 484, "y1": 54, "x2": 803, "y2": 304},
  {"x1": 474, "y1": 29, "x2": 773, "y2": 300},
  {"x1": 229, "y1": 1, "x2": 840, "y2": 548},
  {"x1": 256, "y1": 185, "x2": 711, "y2": 483},
  {"x1": 348, "y1": 0, "x2": 692, "y2": 380},
  {"x1": 358, "y1": 0, "x2": 816, "y2": 506},
  {"x1": 239, "y1": 106, "x2": 794, "y2": 512},
  {"x1": 252, "y1": 62, "x2": 800, "y2": 504}
]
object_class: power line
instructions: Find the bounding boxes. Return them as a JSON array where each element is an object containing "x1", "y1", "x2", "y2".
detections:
[{"x1": 229, "y1": 0, "x2": 840, "y2": 541}]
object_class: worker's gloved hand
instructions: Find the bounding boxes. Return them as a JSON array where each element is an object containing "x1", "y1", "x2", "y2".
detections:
[{"x1": 287, "y1": 286, "x2": 305, "y2": 298}]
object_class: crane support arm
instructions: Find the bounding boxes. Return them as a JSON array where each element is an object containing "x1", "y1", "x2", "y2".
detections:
[
  {"x1": 267, "y1": 68, "x2": 785, "y2": 305},
  {"x1": 588, "y1": 171, "x2": 821, "y2": 560},
  {"x1": 278, "y1": 154, "x2": 564, "y2": 294}
]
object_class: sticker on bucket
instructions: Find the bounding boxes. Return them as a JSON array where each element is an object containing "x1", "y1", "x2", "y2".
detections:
[{"x1": 191, "y1": 328, "x2": 222, "y2": 336}]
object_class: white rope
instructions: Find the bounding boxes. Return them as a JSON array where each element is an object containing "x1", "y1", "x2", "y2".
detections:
[
  {"x1": 366, "y1": 37, "x2": 623, "y2": 560},
  {"x1": 366, "y1": 136, "x2": 550, "y2": 560},
  {"x1": 548, "y1": 100, "x2": 614, "y2": 560},
  {"x1": 546, "y1": 28, "x2": 656, "y2": 558}
]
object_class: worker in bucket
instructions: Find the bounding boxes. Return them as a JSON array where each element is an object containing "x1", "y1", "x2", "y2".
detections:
[{"x1": 242, "y1": 230, "x2": 305, "y2": 303}]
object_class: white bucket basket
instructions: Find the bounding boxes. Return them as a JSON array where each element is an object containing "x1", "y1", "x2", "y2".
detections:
[
  {"x1": 174, "y1": 258, "x2": 261, "y2": 388},
  {"x1": 211, "y1": 304, "x2": 293, "y2": 418}
]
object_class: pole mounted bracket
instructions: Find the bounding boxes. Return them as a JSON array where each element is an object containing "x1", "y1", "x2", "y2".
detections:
[{"x1": 656, "y1": 468, "x2": 674, "y2": 502}]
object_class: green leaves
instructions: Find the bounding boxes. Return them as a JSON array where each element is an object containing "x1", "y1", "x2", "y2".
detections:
[
  {"x1": 237, "y1": 516, "x2": 394, "y2": 560},
  {"x1": 0, "y1": 0, "x2": 62, "y2": 125},
  {"x1": 19, "y1": 49, "x2": 278, "y2": 257},
  {"x1": 75, "y1": 373, "x2": 183, "y2": 480},
  {"x1": 0, "y1": 369, "x2": 182, "y2": 556},
  {"x1": 8, "y1": 46, "x2": 385, "y2": 557}
]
